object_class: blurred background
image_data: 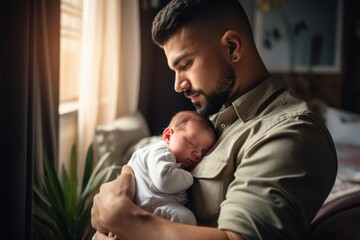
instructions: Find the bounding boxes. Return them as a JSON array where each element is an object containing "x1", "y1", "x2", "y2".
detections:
[{"x1": 1, "y1": 0, "x2": 359, "y2": 239}]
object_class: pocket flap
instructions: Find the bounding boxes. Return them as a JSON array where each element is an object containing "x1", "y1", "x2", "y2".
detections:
[{"x1": 192, "y1": 155, "x2": 227, "y2": 178}]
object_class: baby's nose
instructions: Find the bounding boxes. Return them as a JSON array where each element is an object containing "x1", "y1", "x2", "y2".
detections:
[{"x1": 192, "y1": 150, "x2": 201, "y2": 160}]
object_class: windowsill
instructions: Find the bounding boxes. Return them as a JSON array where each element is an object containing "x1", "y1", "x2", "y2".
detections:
[{"x1": 59, "y1": 101, "x2": 79, "y2": 115}]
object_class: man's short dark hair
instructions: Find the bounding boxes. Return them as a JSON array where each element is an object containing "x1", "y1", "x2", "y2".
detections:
[{"x1": 151, "y1": 0, "x2": 253, "y2": 47}]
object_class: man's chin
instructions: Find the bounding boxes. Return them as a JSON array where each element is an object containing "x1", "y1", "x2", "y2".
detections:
[
  {"x1": 194, "y1": 99, "x2": 224, "y2": 116},
  {"x1": 194, "y1": 105, "x2": 202, "y2": 114},
  {"x1": 194, "y1": 104, "x2": 212, "y2": 117},
  {"x1": 193, "y1": 103, "x2": 205, "y2": 115}
]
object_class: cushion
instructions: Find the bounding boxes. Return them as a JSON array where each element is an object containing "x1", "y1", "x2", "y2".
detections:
[
  {"x1": 122, "y1": 135, "x2": 162, "y2": 164},
  {"x1": 308, "y1": 191, "x2": 360, "y2": 240},
  {"x1": 94, "y1": 111, "x2": 150, "y2": 166},
  {"x1": 322, "y1": 106, "x2": 360, "y2": 146}
]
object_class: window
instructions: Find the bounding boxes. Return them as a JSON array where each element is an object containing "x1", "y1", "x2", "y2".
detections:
[
  {"x1": 59, "y1": 0, "x2": 82, "y2": 113},
  {"x1": 59, "y1": 0, "x2": 83, "y2": 169}
]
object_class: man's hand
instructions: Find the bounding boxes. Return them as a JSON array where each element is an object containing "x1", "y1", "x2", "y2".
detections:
[
  {"x1": 91, "y1": 165, "x2": 245, "y2": 240},
  {"x1": 91, "y1": 165, "x2": 136, "y2": 235}
]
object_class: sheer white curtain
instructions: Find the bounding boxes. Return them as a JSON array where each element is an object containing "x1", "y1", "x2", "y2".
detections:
[{"x1": 77, "y1": 0, "x2": 140, "y2": 163}]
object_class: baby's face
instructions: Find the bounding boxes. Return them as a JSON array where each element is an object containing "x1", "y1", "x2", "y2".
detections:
[{"x1": 167, "y1": 121, "x2": 215, "y2": 171}]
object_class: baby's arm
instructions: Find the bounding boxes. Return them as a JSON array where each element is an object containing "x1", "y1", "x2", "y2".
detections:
[{"x1": 148, "y1": 153, "x2": 193, "y2": 193}]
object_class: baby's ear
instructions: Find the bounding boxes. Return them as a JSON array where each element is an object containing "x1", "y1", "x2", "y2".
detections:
[{"x1": 162, "y1": 127, "x2": 173, "y2": 143}]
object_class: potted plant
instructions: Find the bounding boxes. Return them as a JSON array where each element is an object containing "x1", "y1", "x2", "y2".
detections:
[{"x1": 33, "y1": 145, "x2": 121, "y2": 240}]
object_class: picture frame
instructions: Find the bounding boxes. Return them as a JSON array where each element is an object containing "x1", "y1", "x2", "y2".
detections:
[{"x1": 254, "y1": 0, "x2": 343, "y2": 73}]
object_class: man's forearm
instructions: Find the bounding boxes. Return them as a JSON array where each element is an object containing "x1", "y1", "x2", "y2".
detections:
[
  {"x1": 92, "y1": 166, "x2": 245, "y2": 240},
  {"x1": 109, "y1": 197, "x2": 244, "y2": 240}
]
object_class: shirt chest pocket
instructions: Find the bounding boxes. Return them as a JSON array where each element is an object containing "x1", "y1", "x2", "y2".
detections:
[{"x1": 191, "y1": 156, "x2": 228, "y2": 225}]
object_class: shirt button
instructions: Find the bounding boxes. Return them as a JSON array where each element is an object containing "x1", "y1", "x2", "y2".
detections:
[{"x1": 220, "y1": 123, "x2": 226, "y2": 129}]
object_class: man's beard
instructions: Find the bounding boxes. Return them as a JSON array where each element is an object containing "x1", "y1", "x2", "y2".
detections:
[{"x1": 185, "y1": 63, "x2": 236, "y2": 117}]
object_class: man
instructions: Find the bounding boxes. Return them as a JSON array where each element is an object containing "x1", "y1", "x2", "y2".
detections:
[{"x1": 91, "y1": 0, "x2": 337, "y2": 239}]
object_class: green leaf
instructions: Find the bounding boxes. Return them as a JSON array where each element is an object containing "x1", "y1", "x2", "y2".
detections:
[
  {"x1": 61, "y1": 163, "x2": 70, "y2": 206},
  {"x1": 33, "y1": 216, "x2": 61, "y2": 240},
  {"x1": 33, "y1": 187, "x2": 69, "y2": 239},
  {"x1": 69, "y1": 144, "x2": 78, "y2": 210},
  {"x1": 82, "y1": 144, "x2": 94, "y2": 192},
  {"x1": 33, "y1": 203, "x2": 62, "y2": 237},
  {"x1": 86, "y1": 151, "x2": 111, "y2": 185},
  {"x1": 33, "y1": 184, "x2": 51, "y2": 207},
  {"x1": 81, "y1": 165, "x2": 121, "y2": 200},
  {"x1": 42, "y1": 153, "x2": 73, "y2": 239},
  {"x1": 34, "y1": 145, "x2": 121, "y2": 240},
  {"x1": 43, "y1": 176, "x2": 70, "y2": 238},
  {"x1": 43, "y1": 152, "x2": 65, "y2": 212},
  {"x1": 76, "y1": 205, "x2": 92, "y2": 239}
]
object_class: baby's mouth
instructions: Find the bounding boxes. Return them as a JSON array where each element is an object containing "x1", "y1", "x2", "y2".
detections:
[{"x1": 182, "y1": 158, "x2": 195, "y2": 170}]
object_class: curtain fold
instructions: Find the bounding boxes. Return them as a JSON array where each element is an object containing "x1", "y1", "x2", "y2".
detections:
[
  {"x1": 78, "y1": 0, "x2": 141, "y2": 163},
  {"x1": 33, "y1": 0, "x2": 60, "y2": 180},
  {"x1": 0, "y1": 0, "x2": 60, "y2": 239}
]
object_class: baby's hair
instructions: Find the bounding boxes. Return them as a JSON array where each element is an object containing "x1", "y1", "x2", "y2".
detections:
[{"x1": 168, "y1": 111, "x2": 217, "y2": 139}]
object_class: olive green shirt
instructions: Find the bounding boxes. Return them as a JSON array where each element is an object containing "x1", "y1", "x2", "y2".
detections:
[{"x1": 191, "y1": 75, "x2": 337, "y2": 239}]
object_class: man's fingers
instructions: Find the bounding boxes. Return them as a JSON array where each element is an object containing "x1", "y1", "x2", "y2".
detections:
[
  {"x1": 93, "y1": 231, "x2": 112, "y2": 240},
  {"x1": 91, "y1": 193, "x2": 99, "y2": 229},
  {"x1": 91, "y1": 193, "x2": 108, "y2": 233}
]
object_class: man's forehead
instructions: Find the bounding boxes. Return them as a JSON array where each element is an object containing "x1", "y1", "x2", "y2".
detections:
[
  {"x1": 164, "y1": 26, "x2": 207, "y2": 67},
  {"x1": 164, "y1": 28, "x2": 189, "y2": 53},
  {"x1": 164, "y1": 29, "x2": 191, "y2": 66}
]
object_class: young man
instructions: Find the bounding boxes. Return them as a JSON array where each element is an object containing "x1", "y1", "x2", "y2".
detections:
[{"x1": 91, "y1": 0, "x2": 337, "y2": 239}]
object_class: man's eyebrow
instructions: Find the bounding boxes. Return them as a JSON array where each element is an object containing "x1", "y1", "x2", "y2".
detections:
[{"x1": 172, "y1": 52, "x2": 190, "y2": 68}]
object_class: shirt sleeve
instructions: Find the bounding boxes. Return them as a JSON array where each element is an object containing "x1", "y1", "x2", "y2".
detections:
[
  {"x1": 218, "y1": 118, "x2": 337, "y2": 240},
  {"x1": 147, "y1": 145, "x2": 193, "y2": 194}
]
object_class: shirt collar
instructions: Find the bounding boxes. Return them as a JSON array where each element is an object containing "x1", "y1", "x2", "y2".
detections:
[
  {"x1": 232, "y1": 74, "x2": 287, "y2": 122},
  {"x1": 211, "y1": 75, "x2": 287, "y2": 131}
]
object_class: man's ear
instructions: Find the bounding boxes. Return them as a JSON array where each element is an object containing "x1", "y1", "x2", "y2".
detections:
[
  {"x1": 221, "y1": 30, "x2": 242, "y2": 62},
  {"x1": 162, "y1": 127, "x2": 173, "y2": 143}
]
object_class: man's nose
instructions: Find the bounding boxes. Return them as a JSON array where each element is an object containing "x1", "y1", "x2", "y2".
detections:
[{"x1": 174, "y1": 72, "x2": 190, "y2": 93}]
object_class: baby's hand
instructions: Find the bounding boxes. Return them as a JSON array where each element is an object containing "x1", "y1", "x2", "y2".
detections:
[{"x1": 108, "y1": 232, "x2": 119, "y2": 239}]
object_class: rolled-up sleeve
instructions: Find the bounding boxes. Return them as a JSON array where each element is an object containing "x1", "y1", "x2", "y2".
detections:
[{"x1": 218, "y1": 117, "x2": 337, "y2": 240}]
